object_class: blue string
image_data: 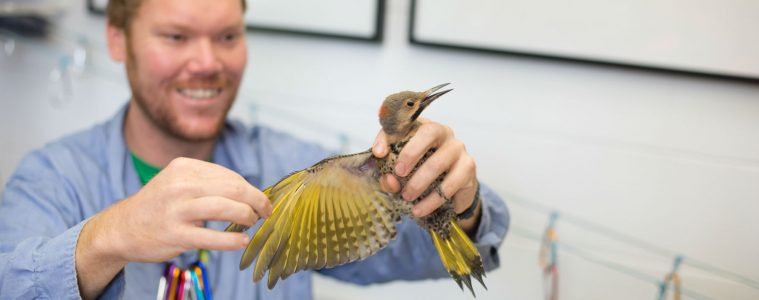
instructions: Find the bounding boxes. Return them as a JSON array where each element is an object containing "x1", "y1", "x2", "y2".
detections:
[
  {"x1": 547, "y1": 212, "x2": 559, "y2": 265},
  {"x1": 657, "y1": 255, "x2": 684, "y2": 300},
  {"x1": 508, "y1": 196, "x2": 759, "y2": 292},
  {"x1": 513, "y1": 226, "x2": 716, "y2": 300}
]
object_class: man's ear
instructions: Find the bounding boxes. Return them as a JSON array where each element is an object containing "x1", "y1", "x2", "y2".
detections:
[{"x1": 106, "y1": 22, "x2": 127, "y2": 62}]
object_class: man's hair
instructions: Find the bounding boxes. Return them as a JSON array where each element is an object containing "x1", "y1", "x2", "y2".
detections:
[{"x1": 106, "y1": 0, "x2": 247, "y2": 31}]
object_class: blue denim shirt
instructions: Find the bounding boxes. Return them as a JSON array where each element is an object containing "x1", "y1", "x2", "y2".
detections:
[{"x1": 0, "y1": 106, "x2": 509, "y2": 299}]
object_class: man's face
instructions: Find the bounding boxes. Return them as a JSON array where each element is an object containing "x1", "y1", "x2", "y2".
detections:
[{"x1": 123, "y1": 0, "x2": 247, "y2": 141}]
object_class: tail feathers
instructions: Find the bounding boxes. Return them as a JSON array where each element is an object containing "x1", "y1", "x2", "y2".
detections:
[{"x1": 430, "y1": 221, "x2": 486, "y2": 297}]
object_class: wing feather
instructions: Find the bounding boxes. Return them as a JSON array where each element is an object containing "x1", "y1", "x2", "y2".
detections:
[
  {"x1": 271, "y1": 185, "x2": 309, "y2": 282},
  {"x1": 324, "y1": 185, "x2": 339, "y2": 268},
  {"x1": 239, "y1": 175, "x2": 303, "y2": 270},
  {"x1": 337, "y1": 187, "x2": 358, "y2": 262},
  {"x1": 303, "y1": 184, "x2": 319, "y2": 269},
  {"x1": 237, "y1": 151, "x2": 401, "y2": 288},
  {"x1": 252, "y1": 181, "x2": 304, "y2": 282},
  {"x1": 340, "y1": 191, "x2": 364, "y2": 261},
  {"x1": 352, "y1": 191, "x2": 371, "y2": 259},
  {"x1": 285, "y1": 184, "x2": 315, "y2": 277},
  {"x1": 315, "y1": 185, "x2": 328, "y2": 269}
]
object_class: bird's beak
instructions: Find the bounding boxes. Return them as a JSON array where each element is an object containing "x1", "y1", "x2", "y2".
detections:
[
  {"x1": 412, "y1": 83, "x2": 453, "y2": 120},
  {"x1": 424, "y1": 83, "x2": 452, "y2": 103}
]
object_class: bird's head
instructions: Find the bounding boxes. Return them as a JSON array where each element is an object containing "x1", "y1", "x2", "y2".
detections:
[{"x1": 378, "y1": 83, "x2": 452, "y2": 137}]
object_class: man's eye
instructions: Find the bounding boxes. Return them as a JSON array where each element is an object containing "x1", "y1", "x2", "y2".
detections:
[
  {"x1": 220, "y1": 33, "x2": 239, "y2": 42},
  {"x1": 165, "y1": 34, "x2": 186, "y2": 42}
]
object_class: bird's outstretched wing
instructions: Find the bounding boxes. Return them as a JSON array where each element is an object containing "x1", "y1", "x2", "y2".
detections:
[{"x1": 226, "y1": 150, "x2": 400, "y2": 288}]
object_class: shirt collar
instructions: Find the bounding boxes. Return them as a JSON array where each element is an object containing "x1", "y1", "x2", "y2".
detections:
[{"x1": 104, "y1": 103, "x2": 263, "y2": 199}]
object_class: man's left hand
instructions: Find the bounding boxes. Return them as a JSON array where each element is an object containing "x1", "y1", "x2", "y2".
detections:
[{"x1": 372, "y1": 117, "x2": 481, "y2": 233}]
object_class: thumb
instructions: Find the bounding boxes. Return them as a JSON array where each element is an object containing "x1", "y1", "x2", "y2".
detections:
[{"x1": 372, "y1": 129, "x2": 389, "y2": 158}]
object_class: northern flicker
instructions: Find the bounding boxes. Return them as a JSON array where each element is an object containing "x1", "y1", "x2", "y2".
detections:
[{"x1": 226, "y1": 83, "x2": 486, "y2": 296}]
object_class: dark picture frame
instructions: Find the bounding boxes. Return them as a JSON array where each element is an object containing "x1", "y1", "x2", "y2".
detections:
[
  {"x1": 408, "y1": 0, "x2": 759, "y2": 83},
  {"x1": 87, "y1": 0, "x2": 385, "y2": 42}
]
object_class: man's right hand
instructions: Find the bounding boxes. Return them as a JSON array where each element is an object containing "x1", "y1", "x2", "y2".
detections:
[{"x1": 75, "y1": 157, "x2": 271, "y2": 299}]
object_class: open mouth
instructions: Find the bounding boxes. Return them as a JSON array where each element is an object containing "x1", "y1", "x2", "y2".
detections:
[
  {"x1": 410, "y1": 83, "x2": 452, "y2": 121},
  {"x1": 177, "y1": 88, "x2": 223, "y2": 99}
]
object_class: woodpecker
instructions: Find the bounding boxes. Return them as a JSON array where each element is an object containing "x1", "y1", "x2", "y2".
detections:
[{"x1": 226, "y1": 83, "x2": 486, "y2": 296}]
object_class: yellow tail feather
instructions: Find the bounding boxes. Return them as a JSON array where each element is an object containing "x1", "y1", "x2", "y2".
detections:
[{"x1": 430, "y1": 221, "x2": 487, "y2": 297}]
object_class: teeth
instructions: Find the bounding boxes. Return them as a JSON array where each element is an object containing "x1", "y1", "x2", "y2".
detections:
[{"x1": 178, "y1": 88, "x2": 221, "y2": 99}]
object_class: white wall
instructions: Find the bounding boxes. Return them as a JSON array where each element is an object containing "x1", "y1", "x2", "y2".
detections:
[
  {"x1": 1, "y1": 0, "x2": 758, "y2": 299},
  {"x1": 414, "y1": 0, "x2": 759, "y2": 78}
]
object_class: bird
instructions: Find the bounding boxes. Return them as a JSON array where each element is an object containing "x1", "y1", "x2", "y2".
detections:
[{"x1": 225, "y1": 83, "x2": 486, "y2": 296}]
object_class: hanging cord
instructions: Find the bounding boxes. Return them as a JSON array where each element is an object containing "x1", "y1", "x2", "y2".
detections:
[
  {"x1": 514, "y1": 225, "x2": 715, "y2": 300},
  {"x1": 539, "y1": 212, "x2": 560, "y2": 300},
  {"x1": 657, "y1": 256, "x2": 684, "y2": 300},
  {"x1": 508, "y1": 196, "x2": 759, "y2": 294}
]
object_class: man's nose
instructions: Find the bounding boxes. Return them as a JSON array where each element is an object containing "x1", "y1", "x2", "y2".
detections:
[{"x1": 187, "y1": 38, "x2": 222, "y2": 75}]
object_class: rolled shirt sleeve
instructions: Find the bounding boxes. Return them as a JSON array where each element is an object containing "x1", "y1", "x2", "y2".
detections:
[
  {"x1": 0, "y1": 222, "x2": 83, "y2": 300},
  {"x1": 0, "y1": 153, "x2": 82, "y2": 299},
  {"x1": 472, "y1": 184, "x2": 509, "y2": 270},
  {"x1": 0, "y1": 152, "x2": 125, "y2": 299}
]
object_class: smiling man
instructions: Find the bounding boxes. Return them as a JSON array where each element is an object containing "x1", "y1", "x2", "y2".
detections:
[{"x1": 0, "y1": 0, "x2": 509, "y2": 299}]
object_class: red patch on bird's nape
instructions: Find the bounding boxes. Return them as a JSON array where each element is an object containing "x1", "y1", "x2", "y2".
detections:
[{"x1": 378, "y1": 105, "x2": 389, "y2": 119}]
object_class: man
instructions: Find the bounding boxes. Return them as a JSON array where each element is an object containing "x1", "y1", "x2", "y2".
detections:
[{"x1": 0, "y1": 0, "x2": 509, "y2": 299}]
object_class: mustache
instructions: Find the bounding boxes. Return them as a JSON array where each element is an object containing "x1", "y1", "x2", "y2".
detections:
[{"x1": 173, "y1": 76, "x2": 233, "y2": 89}]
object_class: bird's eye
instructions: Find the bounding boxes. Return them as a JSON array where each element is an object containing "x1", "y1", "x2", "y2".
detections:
[{"x1": 406, "y1": 100, "x2": 414, "y2": 107}]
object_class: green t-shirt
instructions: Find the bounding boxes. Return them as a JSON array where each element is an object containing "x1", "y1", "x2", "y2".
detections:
[{"x1": 129, "y1": 152, "x2": 161, "y2": 186}]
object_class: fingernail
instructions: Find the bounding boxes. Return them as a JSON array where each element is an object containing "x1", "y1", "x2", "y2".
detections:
[
  {"x1": 395, "y1": 162, "x2": 407, "y2": 176},
  {"x1": 402, "y1": 191, "x2": 413, "y2": 201},
  {"x1": 373, "y1": 142, "x2": 383, "y2": 154},
  {"x1": 412, "y1": 207, "x2": 422, "y2": 217},
  {"x1": 242, "y1": 236, "x2": 250, "y2": 244}
]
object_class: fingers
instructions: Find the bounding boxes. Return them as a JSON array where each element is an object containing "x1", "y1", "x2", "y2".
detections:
[
  {"x1": 401, "y1": 138, "x2": 463, "y2": 201},
  {"x1": 410, "y1": 156, "x2": 476, "y2": 217},
  {"x1": 445, "y1": 155, "x2": 478, "y2": 213},
  {"x1": 230, "y1": 183, "x2": 272, "y2": 219},
  {"x1": 174, "y1": 196, "x2": 261, "y2": 251},
  {"x1": 372, "y1": 129, "x2": 389, "y2": 158},
  {"x1": 395, "y1": 121, "x2": 451, "y2": 177},
  {"x1": 411, "y1": 158, "x2": 477, "y2": 217},
  {"x1": 196, "y1": 175, "x2": 272, "y2": 218},
  {"x1": 179, "y1": 196, "x2": 259, "y2": 226},
  {"x1": 412, "y1": 192, "x2": 446, "y2": 217},
  {"x1": 164, "y1": 157, "x2": 273, "y2": 218},
  {"x1": 392, "y1": 119, "x2": 477, "y2": 217},
  {"x1": 181, "y1": 227, "x2": 250, "y2": 251}
]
